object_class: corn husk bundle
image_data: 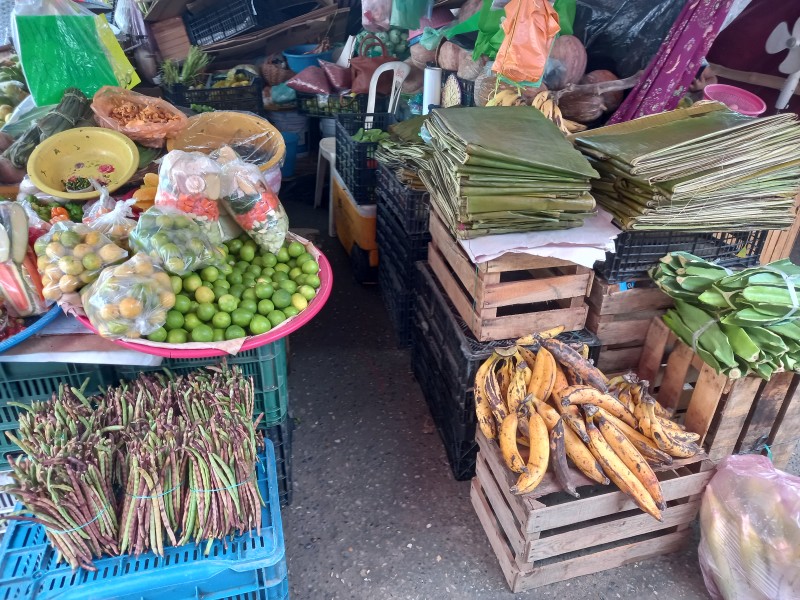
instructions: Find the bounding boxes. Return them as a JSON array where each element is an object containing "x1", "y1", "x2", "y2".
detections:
[
  {"x1": 650, "y1": 253, "x2": 800, "y2": 380},
  {"x1": 573, "y1": 103, "x2": 800, "y2": 231}
]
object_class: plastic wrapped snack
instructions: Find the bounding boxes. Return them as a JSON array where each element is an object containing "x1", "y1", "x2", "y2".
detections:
[
  {"x1": 154, "y1": 150, "x2": 223, "y2": 244},
  {"x1": 216, "y1": 146, "x2": 289, "y2": 253},
  {"x1": 129, "y1": 206, "x2": 224, "y2": 276},
  {"x1": 83, "y1": 188, "x2": 137, "y2": 249},
  {"x1": 91, "y1": 86, "x2": 186, "y2": 148},
  {"x1": 81, "y1": 253, "x2": 175, "y2": 339},
  {"x1": 33, "y1": 221, "x2": 128, "y2": 302}
]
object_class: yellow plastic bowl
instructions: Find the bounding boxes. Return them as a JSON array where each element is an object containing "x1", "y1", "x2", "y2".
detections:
[
  {"x1": 167, "y1": 111, "x2": 286, "y2": 173},
  {"x1": 27, "y1": 127, "x2": 139, "y2": 200}
]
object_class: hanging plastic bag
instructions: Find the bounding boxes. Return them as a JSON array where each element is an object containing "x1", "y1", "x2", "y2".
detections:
[
  {"x1": 391, "y1": 0, "x2": 430, "y2": 30},
  {"x1": 698, "y1": 454, "x2": 800, "y2": 600},
  {"x1": 12, "y1": 0, "x2": 139, "y2": 106},
  {"x1": 362, "y1": 0, "x2": 392, "y2": 32},
  {"x1": 83, "y1": 188, "x2": 137, "y2": 249},
  {"x1": 216, "y1": 146, "x2": 289, "y2": 254},
  {"x1": 493, "y1": 0, "x2": 560, "y2": 83}
]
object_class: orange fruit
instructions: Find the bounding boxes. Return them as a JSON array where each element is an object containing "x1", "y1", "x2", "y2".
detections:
[{"x1": 119, "y1": 297, "x2": 143, "y2": 319}]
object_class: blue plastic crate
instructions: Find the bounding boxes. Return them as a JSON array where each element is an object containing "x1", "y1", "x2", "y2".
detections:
[{"x1": 0, "y1": 440, "x2": 287, "y2": 600}]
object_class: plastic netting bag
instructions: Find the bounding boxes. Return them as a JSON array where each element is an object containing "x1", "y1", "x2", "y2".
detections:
[
  {"x1": 83, "y1": 189, "x2": 137, "y2": 249},
  {"x1": 91, "y1": 86, "x2": 187, "y2": 148},
  {"x1": 698, "y1": 454, "x2": 800, "y2": 600},
  {"x1": 33, "y1": 221, "x2": 128, "y2": 302},
  {"x1": 81, "y1": 253, "x2": 174, "y2": 339},
  {"x1": 154, "y1": 150, "x2": 223, "y2": 244},
  {"x1": 216, "y1": 146, "x2": 289, "y2": 254},
  {"x1": 12, "y1": 0, "x2": 139, "y2": 106},
  {"x1": 129, "y1": 206, "x2": 224, "y2": 277}
]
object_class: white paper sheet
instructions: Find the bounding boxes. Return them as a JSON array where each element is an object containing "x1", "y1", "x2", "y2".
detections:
[{"x1": 458, "y1": 208, "x2": 622, "y2": 268}]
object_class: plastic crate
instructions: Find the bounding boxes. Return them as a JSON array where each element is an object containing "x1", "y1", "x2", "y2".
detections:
[
  {"x1": 335, "y1": 113, "x2": 397, "y2": 205},
  {"x1": 296, "y1": 93, "x2": 388, "y2": 117},
  {"x1": 379, "y1": 254, "x2": 413, "y2": 348},
  {"x1": 376, "y1": 202, "x2": 430, "y2": 284},
  {"x1": 0, "y1": 363, "x2": 111, "y2": 469},
  {"x1": 163, "y1": 78, "x2": 264, "y2": 113},
  {"x1": 599, "y1": 229, "x2": 768, "y2": 283},
  {"x1": 440, "y1": 70, "x2": 476, "y2": 107},
  {"x1": 0, "y1": 440, "x2": 287, "y2": 600},
  {"x1": 376, "y1": 163, "x2": 431, "y2": 235},
  {"x1": 112, "y1": 341, "x2": 289, "y2": 428},
  {"x1": 184, "y1": 0, "x2": 271, "y2": 46},
  {"x1": 264, "y1": 416, "x2": 293, "y2": 507}
]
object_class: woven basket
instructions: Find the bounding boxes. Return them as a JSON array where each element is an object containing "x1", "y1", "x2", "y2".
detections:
[{"x1": 261, "y1": 61, "x2": 294, "y2": 86}]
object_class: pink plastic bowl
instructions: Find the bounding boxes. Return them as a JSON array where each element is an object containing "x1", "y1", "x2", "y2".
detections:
[{"x1": 703, "y1": 84, "x2": 766, "y2": 116}]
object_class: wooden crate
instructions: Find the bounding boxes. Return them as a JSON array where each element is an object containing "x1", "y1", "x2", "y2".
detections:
[
  {"x1": 472, "y1": 431, "x2": 713, "y2": 593},
  {"x1": 638, "y1": 318, "x2": 800, "y2": 467},
  {"x1": 151, "y1": 17, "x2": 192, "y2": 61},
  {"x1": 586, "y1": 277, "x2": 673, "y2": 373},
  {"x1": 760, "y1": 195, "x2": 800, "y2": 264},
  {"x1": 427, "y1": 212, "x2": 592, "y2": 342}
]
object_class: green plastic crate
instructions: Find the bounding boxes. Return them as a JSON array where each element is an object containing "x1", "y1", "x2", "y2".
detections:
[
  {"x1": 0, "y1": 362, "x2": 111, "y2": 469},
  {"x1": 112, "y1": 340, "x2": 289, "y2": 428}
]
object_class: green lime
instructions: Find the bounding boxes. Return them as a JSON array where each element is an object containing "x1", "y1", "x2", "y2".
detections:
[
  {"x1": 288, "y1": 267, "x2": 303, "y2": 280},
  {"x1": 219, "y1": 262, "x2": 233, "y2": 276},
  {"x1": 227, "y1": 272, "x2": 243, "y2": 285},
  {"x1": 231, "y1": 308, "x2": 253, "y2": 328},
  {"x1": 213, "y1": 328, "x2": 226, "y2": 342},
  {"x1": 276, "y1": 247, "x2": 290, "y2": 263},
  {"x1": 305, "y1": 274, "x2": 321, "y2": 289},
  {"x1": 229, "y1": 284, "x2": 246, "y2": 299},
  {"x1": 255, "y1": 282, "x2": 274, "y2": 299},
  {"x1": 170, "y1": 275, "x2": 183, "y2": 294},
  {"x1": 243, "y1": 238, "x2": 257, "y2": 250},
  {"x1": 263, "y1": 267, "x2": 276, "y2": 277},
  {"x1": 213, "y1": 286, "x2": 228, "y2": 301},
  {"x1": 82, "y1": 254, "x2": 101, "y2": 271},
  {"x1": 167, "y1": 328, "x2": 188, "y2": 344},
  {"x1": 294, "y1": 274, "x2": 307, "y2": 286},
  {"x1": 257, "y1": 298, "x2": 275, "y2": 315},
  {"x1": 201, "y1": 266, "x2": 219, "y2": 283},
  {"x1": 239, "y1": 245, "x2": 255, "y2": 263},
  {"x1": 299, "y1": 285, "x2": 316, "y2": 301},
  {"x1": 165, "y1": 257, "x2": 186, "y2": 274},
  {"x1": 279, "y1": 280, "x2": 298, "y2": 295},
  {"x1": 165, "y1": 310, "x2": 185, "y2": 330},
  {"x1": 196, "y1": 303, "x2": 216, "y2": 322},
  {"x1": 239, "y1": 298, "x2": 258, "y2": 314},
  {"x1": 301, "y1": 260, "x2": 320, "y2": 275},
  {"x1": 195, "y1": 285, "x2": 215, "y2": 304},
  {"x1": 274, "y1": 262, "x2": 290, "y2": 274},
  {"x1": 288, "y1": 258, "x2": 297, "y2": 269},
  {"x1": 217, "y1": 245, "x2": 228, "y2": 258},
  {"x1": 252, "y1": 256, "x2": 264, "y2": 267},
  {"x1": 272, "y1": 271, "x2": 289, "y2": 283},
  {"x1": 247, "y1": 264, "x2": 262, "y2": 277},
  {"x1": 291, "y1": 293, "x2": 308, "y2": 311},
  {"x1": 190, "y1": 324, "x2": 214, "y2": 343},
  {"x1": 249, "y1": 314, "x2": 271, "y2": 335},
  {"x1": 262, "y1": 253, "x2": 278, "y2": 268},
  {"x1": 215, "y1": 279, "x2": 230, "y2": 290},
  {"x1": 183, "y1": 273, "x2": 202, "y2": 293},
  {"x1": 225, "y1": 325, "x2": 247, "y2": 340},
  {"x1": 287, "y1": 241, "x2": 305, "y2": 258},
  {"x1": 155, "y1": 214, "x2": 174, "y2": 229},
  {"x1": 183, "y1": 313, "x2": 201, "y2": 331},
  {"x1": 212, "y1": 310, "x2": 232, "y2": 329},
  {"x1": 267, "y1": 310, "x2": 286, "y2": 327},
  {"x1": 228, "y1": 239, "x2": 243, "y2": 254},
  {"x1": 218, "y1": 294, "x2": 239, "y2": 313},
  {"x1": 283, "y1": 306, "x2": 299, "y2": 318},
  {"x1": 235, "y1": 260, "x2": 250, "y2": 272},
  {"x1": 241, "y1": 287, "x2": 256, "y2": 301},
  {"x1": 190, "y1": 301, "x2": 199, "y2": 313},
  {"x1": 60, "y1": 230, "x2": 81, "y2": 248},
  {"x1": 296, "y1": 252, "x2": 314, "y2": 267},
  {"x1": 272, "y1": 289, "x2": 292, "y2": 309},
  {"x1": 147, "y1": 327, "x2": 168, "y2": 342},
  {"x1": 241, "y1": 275, "x2": 256, "y2": 288},
  {"x1": 174, "y1": 294, "x2": 192, "y2": 314}
]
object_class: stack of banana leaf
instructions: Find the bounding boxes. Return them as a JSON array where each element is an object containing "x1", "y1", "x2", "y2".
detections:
[
  {"x1": 419, "y1": 107, "x2": 598, "y2": 239},
  {"x1": 574, "y1": 103, "x2": 800, "y2": 231},
  {"x1": 375, "y1": 115, "x2": 431, "y2": 190},
  {"x1": 650, "y1": 252, "x2": 800, "y2": 380}
]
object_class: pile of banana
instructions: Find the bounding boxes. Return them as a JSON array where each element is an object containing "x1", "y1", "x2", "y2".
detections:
[
  {"x1": 475, "y1": 328, "x2": 701, "y2": 522},
  {"x1": 484, "y1": 88, "x2": 585, "y2": 135}
]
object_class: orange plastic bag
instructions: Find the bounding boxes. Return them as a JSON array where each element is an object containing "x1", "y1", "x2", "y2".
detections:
[
  {"x1": 91, "y1": 86, "x2": 188, "y2": 148},
  {"x1": 492, "y1": 0, "x2": 560, "y2": 84}
]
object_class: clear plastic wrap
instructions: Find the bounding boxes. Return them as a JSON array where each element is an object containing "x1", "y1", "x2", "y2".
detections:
[
  {"x1": 83, "y1": 188, "x2": 137, "y2": 249},
  {"x1": 216, "y1": 146, "x2": 289, "y2": 254},
  {"x1": 362, "y1": 0, "x2": 392, "y2": 32},
  {"x1": 698, "y1": 454, "x2": 800, "y2": 600},
  {"x1": 0, "y1": 248, "x2": 48, "y2": 317},
  {"x1": 15, "y1": 194, "x2": 51, "y2": 242},
  {"x1": 129, "y1": 206, "x2": 224, "y2": 277},
  {"x1": 154, "y1": 149, "x2": 223, "y2": 244},
  {"x1": 32, "y1": 221, "x2": 128, "y2": 302},
  {"x1": 81, "y1": 253, "x2": 175, "y2": 339}
]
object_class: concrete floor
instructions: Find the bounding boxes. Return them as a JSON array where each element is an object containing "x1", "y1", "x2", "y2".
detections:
[{"x1": 280, "y1": 190, "x2": 799, "y2": 600}]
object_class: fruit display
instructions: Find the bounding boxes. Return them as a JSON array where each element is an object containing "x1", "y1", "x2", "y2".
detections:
[
  {"x1": 475, "y1": 328, "x2": 699, "y2": 521},
  {"x1": 33, "y1": 221, "x2": 128, "y2": 301},
  {"x1": 81, "y1": 253, "x2": 174, "y2": 339},
  {"x1": 129, "y1": 206, "x2": 224, "y2": 276},
  {"x1": 651, "y1": 253, "x2": 800, "y2": 380},
  {"x1": 148, "y1": 233, "x2": 320, "y2": 344}
]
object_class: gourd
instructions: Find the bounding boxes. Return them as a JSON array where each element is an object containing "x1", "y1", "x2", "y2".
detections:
[
  {"x1": 543, "y1": 35, "x2": 587, "y2": 90},
  {"x1": 580, "y1": 70, "x2": 624, "y2": 112},
  {"x1": 558, "y1": 93, "x2": 606, "y2": 123}
]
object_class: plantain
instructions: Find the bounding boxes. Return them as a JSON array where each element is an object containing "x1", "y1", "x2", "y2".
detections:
[
  {"x1": 550, "y1": 386, "x2": 590, "y2": 442},
  {"x1": 517, "y1": 346, "x2": 537, "y2": 386},
  {"x1": 561, "y1": 385, "x2": 637, "y2": 428},
  {"x1": 474, "y1": 355, "x2": 499, "y2": 439},
  {"x1": 617, "y1": 386, "x2": 635, "y2": 414},
  {"x1": 540, "y1": 337, "x2": 608, "y2": 392},
  {"x1": 511, "y1": 409, "x2": 549, "y2": 495},
  {"x1": 484, "y1": 361, "x2": 509, "y2": 425},
  {"x1": 499, "y1": 412, "x2": 529, "y2": 473},
  {"x1": 550, "y1": 418, "x2": 578, "y2": 497},
  {"x1": 506, "y1": 360, "x2": 530, "y2": 414},
  {"x1": 598, "y1": 408, "x2": 673, "y2": 466},
  {"x1": 496, "y1": 353, "x2": 517, "y2": 401},
  {"x1": 551, "y1": 363, "x2": 569, "y2": 394},
  {"x1": 643, "y1": 397, "x2": 700, "y2": 458},
  {"x1": 528, "y1": 346, "x2": 557, "y2": 402}
]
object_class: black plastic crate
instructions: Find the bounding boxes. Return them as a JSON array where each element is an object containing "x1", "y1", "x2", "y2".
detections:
[
  {"x1": 296, "y1": 93, "x2": 388, "y2": 117},
  {"x1": 184, "y1": 0, "x2": 271, "y2": 46},
  {"x1": 336, "y1": 112, "x2": 397, "y2": 205},
  {"x1": 376, "y1": 202, "x2": 430, "y2": 284},
  {"x1": 264, "y1": 416, "x2": 293, "y2": 507},
  {"x1": 350, "y1": 242, "x2": 378, "y2": 285},
  {"x1": 376, "y1": 163, "x2": 431, "y2": 236},
  {"x1": 379, "y1": 256, "x2": 413, "y2": 347},
  {"x1": 440, "y1": 70, "x2": 476, "y2": 107},
  {"x1": 599, "y1": 229, "x2": 768, "y2": 283},
  {"x1": 163, "y1": 77, "x2": 264, "y2": 113}
]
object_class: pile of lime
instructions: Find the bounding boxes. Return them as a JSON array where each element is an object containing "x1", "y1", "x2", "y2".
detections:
[{"x1": 148, "y1": 235, "x2": 321, "y2": 344}]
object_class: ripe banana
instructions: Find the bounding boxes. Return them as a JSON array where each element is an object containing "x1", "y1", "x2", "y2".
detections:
[
  {"x1": 643, "y1": 397, "x2": 700, "y2": 458},
  {"x1": 531, "y1": 91, "x2": 549, "y2": 111},
  {"x1": 549, "y1": 418, "x2": 579, "y2": 497},
  {"x1": 552, "y1": 363, "x2": 569, "y2": 395},
  {"x1": 484, "y1": 361, "x2": 509, "y2": 425},
  {"x1": 517, "y1": 347, "x2": 537, "y2": 386},
  {"x1": 487, "y1": 88, "x2": 521, "y2": 107},
  {"x1": 617, "y1": 386, "x2": 635, "y2": 414},
  {"x1": 528, "y1": 346, "x2": 557, "y2": 402},
  {"x1": 540, "y1": 337, "x2": 608, "y2": 392},
  {"x1": 561, "y1": 385, "x2": 638, "y2": 428},
  {"x1": 597, "y1": 408, "x2": 673, "y2": 466},
  {"x1": 496, "y1": 354, "x2": 517, "y2": 401},
  {"x1": 474, "y1": 355, "x2": 499, "y2": 439},
  {"x1": 511, "y1": 410, "x2": 549, "y2": 495},
  {"x1": 500, "y1": 412, "x2": 529, "y2": 474},
  {"x1": 507, "y1": 361, "x2": 530, "y2": 414}
]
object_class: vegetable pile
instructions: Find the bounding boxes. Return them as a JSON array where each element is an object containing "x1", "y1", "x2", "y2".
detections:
[
  {"x1": 3, "y1": 365, "x2": 265, "y2": 570},
  {"x1": 651, "y1": 253, "x2": 800, "y2": 380}
]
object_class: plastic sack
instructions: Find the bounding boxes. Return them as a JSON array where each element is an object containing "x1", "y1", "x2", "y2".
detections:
[
  {"x1": 16, "y1": 194, "x2": 51, "y2": 242},
  {"x1": 493, "y1": 0, "x2": 561, "y2": 83},
  {"x1": 0, "y1": 248, "x2": 48, "y2": 317},
  {"x1": 83, "y1": 190, "x2": 137, "y2": 249},
  {"x1": 698, "y1": 454, "x2": 800, "y2": 600},
  {"x1": 286, "y1": 66, "x2": 333, "y2": 95},
  {"x1": 270, "y1": 83, "x2": 297, "y2": 104},
  {"x1": 32, "y1": 221, "x2": 128, "y2": 302},
  {"x1": 91, "y1": 86, "x2": 188, "y2": 148},
  {"x1": 319, "y1": 60, "x2": 352, "y2": 91},
  {"x1": 81, "y1": 253, "x2": 174, "y2": 339},
  {"x1": 216, "y1": 146, "x2": 289, "y2": 254},
  {"x1": 129, "y1": 206, "x2": 224, "y2": 277},
  {"x1": 363, "y1": 0, "x2": 392, "y2": 32},
  {"x1": 391, "y1": 0, "x2": 429, "y2": 30},
  {"x1": 12, "y1": 0, "x2": 139, "y2": 106}
]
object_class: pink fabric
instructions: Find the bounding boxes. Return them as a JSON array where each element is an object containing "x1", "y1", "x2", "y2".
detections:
[{"x1": 609, "y1": 0, "x2": 735, "y2": 123}]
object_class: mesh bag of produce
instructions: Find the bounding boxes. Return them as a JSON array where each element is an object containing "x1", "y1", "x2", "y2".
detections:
[
  {"x1": 129, "y1": 206, "x2": 224, "y2": 276},
  {"x1": 33, "y1": 221, "x2": 127, "y2": 302},
  {"x1": 81, "y1": 253, "x2": 175, "y2": 339},
  {"x1": 216, "y1": 146, "x2": 288, "y2": 253}
]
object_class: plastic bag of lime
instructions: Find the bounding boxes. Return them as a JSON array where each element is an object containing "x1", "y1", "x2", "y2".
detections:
[
  {"x1": 129, "y1": 206, "x2": 225, "y2": 276},
  {"x1": 33, "y1": 221, "x2": 128, "y2": 302},
  {"x1": 81, "y1": 253, "x2": 176, "y2": 339}
]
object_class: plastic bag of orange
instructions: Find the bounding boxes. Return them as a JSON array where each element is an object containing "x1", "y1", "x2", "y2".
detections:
[{"x1": 492, "y1": 0, "x2": 560, "y2": 84}]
